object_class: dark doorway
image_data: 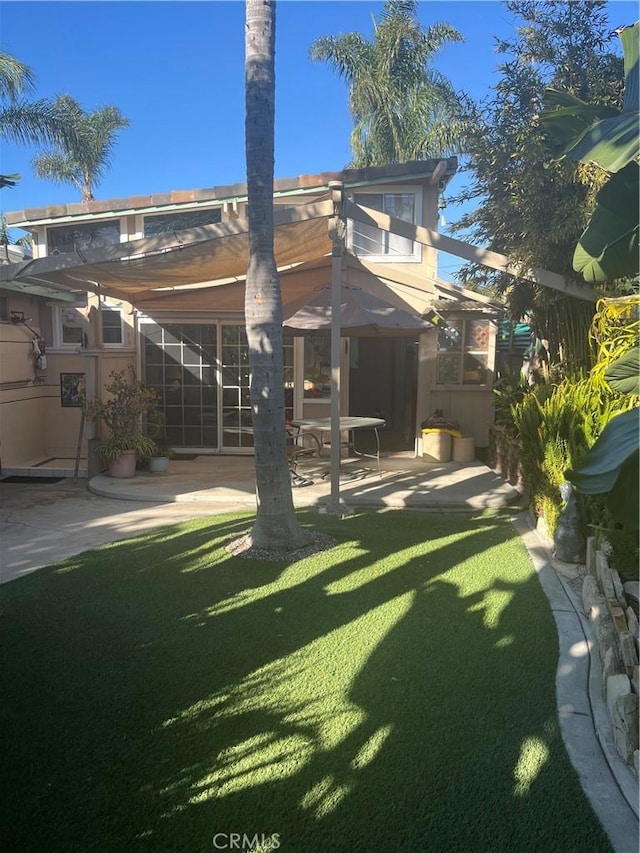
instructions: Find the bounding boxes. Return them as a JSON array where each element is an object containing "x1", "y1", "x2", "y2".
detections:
[{"x1": 349, "y1": 336, "x2": 418, "y2": 452}]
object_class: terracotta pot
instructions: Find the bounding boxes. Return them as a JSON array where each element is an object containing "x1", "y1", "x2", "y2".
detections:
[{"x1": 108, "y1": 449, "x2": 137, "y2": 479}]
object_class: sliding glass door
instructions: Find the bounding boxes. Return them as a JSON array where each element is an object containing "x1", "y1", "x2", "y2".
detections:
[{"x1": 141, "y1": 319, "x2": 294, "y2": 453}]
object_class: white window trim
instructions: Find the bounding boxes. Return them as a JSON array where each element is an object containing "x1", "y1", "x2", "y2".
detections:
[
  {"x1": 347, "y1": 185, "x2": 423, "y2": 264},
  {"x1": 44, "y1": 216, "x2": 126, "y2": 257},
  {"x1": 101, "y1": 306, "x2": 125, "y2": 347},
  {"x1": 52, "y1": 305, "x2": 88, "y2": 350},
  {"x1": 136, "y1": 206, "x2": 224, "y2": 240}
]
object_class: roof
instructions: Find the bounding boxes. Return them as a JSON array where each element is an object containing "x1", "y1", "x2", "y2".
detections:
[{"x1": 4, "y1": 159, "x2": 457, "y2": 228}]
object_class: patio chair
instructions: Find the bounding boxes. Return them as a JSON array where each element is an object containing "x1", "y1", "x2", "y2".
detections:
[{"x1": 286, "y1": 426, "x2": 320, "y2": 487}]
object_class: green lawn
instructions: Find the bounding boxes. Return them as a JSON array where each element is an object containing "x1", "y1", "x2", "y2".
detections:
[{"x1": 1, "y1": 509, "x2": 612, "y2": 853}]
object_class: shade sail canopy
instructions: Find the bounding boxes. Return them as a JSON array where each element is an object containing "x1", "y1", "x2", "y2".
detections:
[
  {"x1": 0, "y1": 201, "x2": 334, "y2": 302},
  {"x1": 283, "y1": 285, "x2": 434, "y2": 337}
]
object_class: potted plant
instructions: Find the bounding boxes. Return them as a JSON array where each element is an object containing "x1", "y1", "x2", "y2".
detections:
[
  {"x1": 144, "y1": 411, "x2": 175, "y2": 473},
  {"x1": 84, "y1": 369, "x2": 159, "y2": 478}
]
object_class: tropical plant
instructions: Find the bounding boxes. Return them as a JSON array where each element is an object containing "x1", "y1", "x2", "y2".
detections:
[
  {"x1": 509, "y1": 369, "x2": 633, "y2": 531},
  {"x1": 84, "y1": 369, "x2": 159, "y2": 462},
  {"x1": 32, "y1": 94, "x2": 129, "y2": 201},
  {"x1": 310, "y1": 0, "x2": 469, "y2": 167},
  {"x1": 565, "y1": 296, "x2": 640, "y2": 533},
  {"x1": 540, "y1": 21, "x2": 639, "y2": 282},
  {"x1": 245, "y1": 0, "x2": 305, "y2": 550},
  {"x1": 452, "y1": 0, "x2": 626, "y2": 364},
  {"x1": 0, "y1": 51, "x2": 68, "y2": 188},
  {"x1": 144, "y1": 410, "x2": 175, "y2": 460}
]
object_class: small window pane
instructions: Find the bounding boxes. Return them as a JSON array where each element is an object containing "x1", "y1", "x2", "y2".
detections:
[
  {"x1": 438, "y1": 320, "x2": 463, "y2": 352},
  {"x1": 437, "y1": 354, "x2": 461, "y2": 384},
  {"x1": 465, "y1": 320, "x2": 490, "y2": 352},
  {"x1": 304, "y1": 334, "x2": 331, "y2": 399},
  {"x1": 102, "y1": 309, "x2": 122, "y2": 344},
  {"x1": 143, "y1": 208, "x2": 221, "y2": 237},
  {"x1": 463, "y1": 353, "x2": 488, "y2": 385},
  {"x1": 47, "y1": 220, "x2": 120, "y2": 255},
  {"x1": 60, "y1": 308, "x2": 85, "y2": 345}
]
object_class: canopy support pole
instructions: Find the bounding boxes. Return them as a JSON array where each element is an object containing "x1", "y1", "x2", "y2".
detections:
[{"x1": 327, "y1": 181, "x2": 349, "y2": 514}]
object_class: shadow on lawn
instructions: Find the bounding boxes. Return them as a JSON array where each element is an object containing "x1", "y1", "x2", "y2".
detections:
[{"x1": 1, "y1": 510, "x2": 611, "y2": 853}]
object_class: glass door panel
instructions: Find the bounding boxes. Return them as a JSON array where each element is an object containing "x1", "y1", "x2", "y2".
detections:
[
  {"x1": 141, "y1": 321, "x2": 218, "y2": 449},
  {"x1": 221, "y1": 323, "x2": 253, "y2": 449}
]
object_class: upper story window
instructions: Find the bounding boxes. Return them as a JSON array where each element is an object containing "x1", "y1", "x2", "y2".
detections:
[
  {"x1": 143, "y1": 208, "x2": 222, "y2": 237},
  {"x1": 46, "y1": 220, "x2": 121, "y2": 255},
  {"x1": 436, "y1": 317, "x2": 491, "y2": 386},
  {"x1": 348, "y1": 189, "x2": 422, "y2": 262}
]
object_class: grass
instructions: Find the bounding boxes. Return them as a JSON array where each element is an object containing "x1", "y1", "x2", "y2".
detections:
[{"x1": 1, "y1": 509, "x2": 612, "y2": 853}]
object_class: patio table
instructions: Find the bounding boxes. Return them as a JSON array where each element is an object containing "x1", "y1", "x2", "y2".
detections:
[{"x1": 291, "y1": 416, "x2": 385, "y2": 477}]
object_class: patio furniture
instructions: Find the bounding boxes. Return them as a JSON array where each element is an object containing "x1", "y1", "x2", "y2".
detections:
[
  {"x1": 291, "y1": 416, "x2": 385, "y2": 477},
  {"x1": 286, "y1": 427, "x2": 321, "y2": 487}
]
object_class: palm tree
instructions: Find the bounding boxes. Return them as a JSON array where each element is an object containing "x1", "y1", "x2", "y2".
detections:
[
  {"x1": 32, "y1": 95, "x2": 129, "y2": 201},
  {"x1": 310, "y1": 0, "x2": 469, "y2": 167},
  {"x1": 245, "y1": 0, "x2": 305, "y2": 550},
  {"x1": 0, "y1": 51, "x2": 66, "y2": 187}
]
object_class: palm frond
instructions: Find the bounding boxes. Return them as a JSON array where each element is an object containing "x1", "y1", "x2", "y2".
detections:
[{"x1": 0, "y1": 52, "x2": 35, "y2": 101}]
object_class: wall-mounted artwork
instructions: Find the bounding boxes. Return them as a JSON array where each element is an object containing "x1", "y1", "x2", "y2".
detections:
[{"x1": 60, "y1": 372, "x2": 86, "y2": 407}]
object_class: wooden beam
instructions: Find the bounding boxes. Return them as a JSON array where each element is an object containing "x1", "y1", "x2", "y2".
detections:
[{"x1": 344, "y1": 199, "x2": 597, "y2": 303}]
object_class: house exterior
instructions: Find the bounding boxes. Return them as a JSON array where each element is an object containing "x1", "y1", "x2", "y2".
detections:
[{"x1": 0, "y1": 160, "x2": 504, "y2": 474}]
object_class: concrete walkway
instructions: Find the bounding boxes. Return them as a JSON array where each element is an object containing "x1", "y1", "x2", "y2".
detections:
[{"x1": 0, "y1": 460, "x2": 637, "y2": 851}]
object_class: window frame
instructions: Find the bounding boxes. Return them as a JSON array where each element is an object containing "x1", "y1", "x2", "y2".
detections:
[
  {"x1": 45, "y1": 218, "x2": 124, "y2": 256},
  {"x1": 435, "y1": 316, "x2": 492, "y2": 388},
  {"x1": 52, "y1": 304, "x2": 88, "y2": 350},
  {"x1": 141, "y1": 206, "x2": 223, "y2": 238},
  {"x1": 101, "y1": 306, "x2": 125, "y2": 347},
  {"x1": 347, "y1": 186, "x2": 423, "y2": 263}
]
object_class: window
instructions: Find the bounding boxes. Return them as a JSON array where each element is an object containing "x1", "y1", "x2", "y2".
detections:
[
  {"x1": 303, "y1": 334, "x2": 331, "y2": 399},
  {"x1": 436, "y1": 318, "x2": 491, "y2": 386},
  {"x1": 0, "y1": 295, "x2": 8, "y2": 322},
  {"x1": 143, "y1": 208, "x2": 222, "y2": 237},
  {"x1": 101, "y1": 307, "x2": 123, "y2": 345},
  {"x1": 54, "y1": 306, "x2": 87, "y2": 349},
  {"x1": 348, "y1": 190, "x2": 421, "y2": 262},
  {"x1": 46, "y1": 220, "x2": 121, "y2": 255}
]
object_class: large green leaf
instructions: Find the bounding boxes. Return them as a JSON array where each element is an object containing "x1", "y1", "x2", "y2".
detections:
[
  {"x1": 540, "y1": 89, "x2": 618, "y2": 158},
  {"x1": 565, "y1": 408, "x2": 639, "y2": 494},
  {"x1": 555, "y1": 111, "x2": 639, "y2": 172},
  {"x1": 619, "y1": 22, "x2": 639, "y2": 115},
  {"x1": 605, "y1": 347, "x2": 640, "y2": 395},
  {"x1": 540, "y1": 22, "x2": 640, "y2": 172},
  {"x1": 606, "y1": 449, "x2": 639, "y2": 530},
  {"x1": 573, "y1": 161, "x2": 640, "y2": 281}
]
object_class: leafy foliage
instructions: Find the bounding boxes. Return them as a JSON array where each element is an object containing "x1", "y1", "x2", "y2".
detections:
[
  {"x1": 0, "y1": 51, "x2": 69, "y2": 187},
  {"x1": 32, "y1": 95, "x2": 129, "y2": 201},
  {"x1": 84, "y1": 369, "x2": 159, "y2": 461},
  {"x1": 310, "y1": 0, "x2": 470, "y2": 166},
  {"x1": 540, "y1": 22, "x2": 639, "y2": 281},
  {"x1": 452, "y1": 1, "x2": 625, "y2": 362}
]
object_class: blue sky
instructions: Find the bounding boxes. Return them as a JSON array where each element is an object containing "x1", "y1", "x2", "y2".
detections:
[{"x1": 0, "y1": 0, "x2": 635, "y2": 276}]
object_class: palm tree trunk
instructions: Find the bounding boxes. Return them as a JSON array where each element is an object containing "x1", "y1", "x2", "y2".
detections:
[{"x1": 245, "y1": 0, "x2": 304, "y2": 549}]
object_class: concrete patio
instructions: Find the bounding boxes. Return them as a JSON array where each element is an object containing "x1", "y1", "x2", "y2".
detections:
[{"x1": 87, "y1": 453, "x2": 525, "y2": 510}]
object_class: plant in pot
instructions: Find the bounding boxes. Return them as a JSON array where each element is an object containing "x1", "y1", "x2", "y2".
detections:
[
  {"x1": 84, "y1": 369, "x2": 159, "y2": 478},
  {"x1": 144, "y1": 411, "x2": 175, "y2": 473}
]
